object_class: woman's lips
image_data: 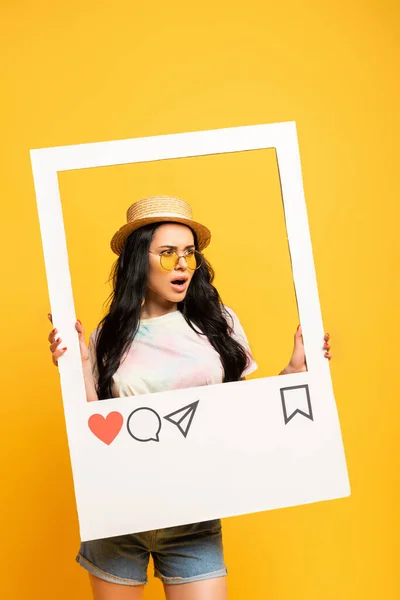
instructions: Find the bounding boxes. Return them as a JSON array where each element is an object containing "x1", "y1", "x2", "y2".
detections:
[{"x1": 170, "y1": 280, "x2": 188, "y2": 293}]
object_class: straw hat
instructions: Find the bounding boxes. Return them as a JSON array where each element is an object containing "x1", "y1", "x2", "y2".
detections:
[{"x1": 110, "y1": 195, "x2": 212, "y2": 255}]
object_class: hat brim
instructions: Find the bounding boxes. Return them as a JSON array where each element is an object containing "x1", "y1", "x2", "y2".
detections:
[{"x1": 110, "y1": 216, "x2": 211, "y2": 255}]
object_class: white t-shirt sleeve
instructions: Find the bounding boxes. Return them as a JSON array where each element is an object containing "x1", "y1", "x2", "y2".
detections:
[{"x1": 223, "y1": 306, "x2": 258, "y2": 377}]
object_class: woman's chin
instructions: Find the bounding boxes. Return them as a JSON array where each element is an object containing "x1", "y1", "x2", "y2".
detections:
[
  {"x1": 163, "y1": 282, "x2": 189, "y2": 301},
  {"x1": 152, "y1": 289, "x2": 188, "y2": 305},
  {"x1": 168, "y1": 290, "x2": 187, "y2": 302},
  {"x1": 146, "y1": 284, "x2": 188, "y2": 305}
]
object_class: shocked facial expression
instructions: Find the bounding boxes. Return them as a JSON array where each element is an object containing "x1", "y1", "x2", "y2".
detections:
[{"x1": 147, "y1": 223, "x2": 197, "y2": 304}]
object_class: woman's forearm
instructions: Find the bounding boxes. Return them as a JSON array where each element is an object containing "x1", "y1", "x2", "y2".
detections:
[{"x1": 82, "y1": 361, "x2": 99, "y2": 402}]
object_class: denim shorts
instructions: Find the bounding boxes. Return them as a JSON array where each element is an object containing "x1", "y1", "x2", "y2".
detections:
[{"x1": 76, "y1": 519, "x2": 227, "y2": 586}]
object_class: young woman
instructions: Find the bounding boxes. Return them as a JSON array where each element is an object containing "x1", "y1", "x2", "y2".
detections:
[{"x1": 47, "y1": 196, "x2": 331, "y2": 600}]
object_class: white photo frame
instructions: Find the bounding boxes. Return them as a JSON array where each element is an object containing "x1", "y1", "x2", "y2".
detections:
[{"x1": 31, "y1": 122, "x2": 350, "y2": 542}]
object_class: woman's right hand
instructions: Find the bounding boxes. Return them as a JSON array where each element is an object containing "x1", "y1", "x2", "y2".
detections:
[{"x1": 48, "y1": 313, "x2": 90, "y2": 367}]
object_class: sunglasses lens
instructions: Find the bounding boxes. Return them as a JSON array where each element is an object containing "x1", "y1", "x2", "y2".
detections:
[
  {"x1": 160, "y1": 251, "x2": 203, "y2": 270},
  {"x1": 186, "y1": 251, "x2": 204, "y2": 270},
  {"x1": 185, "y1": 252, "x2": 197, "y2": 270},
  {"x1": 160, "y1": 253, "x2": 177, "y2": 270}
]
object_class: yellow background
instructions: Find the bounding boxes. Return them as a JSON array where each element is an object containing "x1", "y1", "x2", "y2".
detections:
[{"x1": 1, "y1": 1, "x2": 398, "y2": 598}]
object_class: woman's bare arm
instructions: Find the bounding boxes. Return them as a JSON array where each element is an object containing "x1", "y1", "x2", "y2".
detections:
[{"x1": 48, "y1": 314, "x2": 99, "y2": 402}]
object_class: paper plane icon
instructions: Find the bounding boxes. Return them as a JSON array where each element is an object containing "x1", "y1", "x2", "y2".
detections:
[{"x1": 164, "y1": 401, "x2": 199, "y2": 438}]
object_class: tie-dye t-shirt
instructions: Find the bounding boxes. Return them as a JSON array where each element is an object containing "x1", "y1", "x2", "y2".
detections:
[{"x1": 89, "y1": 306, "x2": 257, "y2": 398}]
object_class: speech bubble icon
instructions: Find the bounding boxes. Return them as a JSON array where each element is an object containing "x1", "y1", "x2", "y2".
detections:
[{"x1": 126, "y1": 407, "x2": 162, "y2": 442}]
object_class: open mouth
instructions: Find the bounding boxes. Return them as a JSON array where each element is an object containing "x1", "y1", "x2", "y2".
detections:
[{"x1": 171, "y1": 278, "x2": 188, "y2": 290}]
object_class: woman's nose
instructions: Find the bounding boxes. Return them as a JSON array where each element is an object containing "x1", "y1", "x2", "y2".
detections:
[{"x1": 175, "y1": 255, "x2": 188, "y2": 270}]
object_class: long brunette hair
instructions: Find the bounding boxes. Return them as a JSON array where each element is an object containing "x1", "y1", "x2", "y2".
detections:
[{"x1": 95, "y1": 222, "x2": 249, "y2": 399}]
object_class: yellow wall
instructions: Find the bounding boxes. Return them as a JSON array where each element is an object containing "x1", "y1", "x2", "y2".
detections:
[{"x1": 1, "y1": 1, "x2": 398, "y2": 598}]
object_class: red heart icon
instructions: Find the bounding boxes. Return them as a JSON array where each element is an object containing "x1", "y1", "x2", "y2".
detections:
[{"x1": 88, "y1": 412, "x2": 123, "y2": 445}]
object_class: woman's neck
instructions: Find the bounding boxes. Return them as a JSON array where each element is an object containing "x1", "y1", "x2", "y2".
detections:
[{"x1": 140, "y1": 290, "x2": 178, "y2": 320}]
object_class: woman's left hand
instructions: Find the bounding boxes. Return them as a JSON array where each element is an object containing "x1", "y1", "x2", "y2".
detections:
[{"x1": 280, "y1": 326, "x2": 331, "y2": 375}]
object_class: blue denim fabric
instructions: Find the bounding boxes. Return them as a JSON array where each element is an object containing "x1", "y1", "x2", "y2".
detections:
[{"x1": 76, "y1": 519, "x2": 227, "y2": 586}]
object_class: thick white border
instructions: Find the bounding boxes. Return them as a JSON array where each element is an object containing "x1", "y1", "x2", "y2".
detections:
[{"x1": 31, "y1": 122, "x2": 350, "y2": 541}]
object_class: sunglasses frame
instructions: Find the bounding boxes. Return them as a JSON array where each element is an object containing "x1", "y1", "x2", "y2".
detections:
[{"x1": 149, "y1": 249, "x2": 204, "y2": 271}]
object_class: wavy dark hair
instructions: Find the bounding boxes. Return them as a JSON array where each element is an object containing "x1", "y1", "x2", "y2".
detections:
[{"x1": 95, "y1": 222, "x2": 250, "y2": 399}]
